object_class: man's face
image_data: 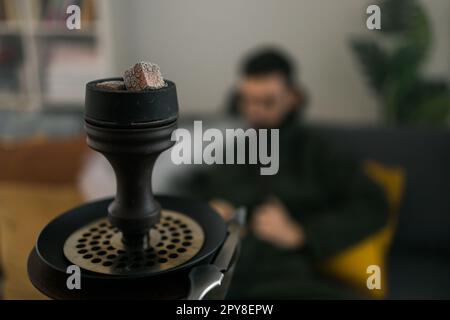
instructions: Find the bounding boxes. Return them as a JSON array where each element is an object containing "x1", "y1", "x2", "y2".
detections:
[{"x1": 237, "y1": 73, "x2": 295, "y2": 128}]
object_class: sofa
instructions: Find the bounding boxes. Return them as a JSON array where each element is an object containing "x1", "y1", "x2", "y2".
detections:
[{"x1": 313, "y1": 125, "x2": 450, "y2": 299}]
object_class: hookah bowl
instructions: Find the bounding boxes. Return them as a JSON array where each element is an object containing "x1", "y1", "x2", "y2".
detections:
[{"x1": 27, "y1": 78, "x2": 237, "y2": 299}]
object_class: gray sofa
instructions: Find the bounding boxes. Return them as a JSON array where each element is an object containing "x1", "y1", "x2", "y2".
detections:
[{"x1": 314, "y1": 126, "x2": 450, "y2": 299}]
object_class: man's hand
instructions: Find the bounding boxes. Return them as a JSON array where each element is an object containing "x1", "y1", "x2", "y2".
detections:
[
  {"x1": 209, "y1": 198, "x2": 236, "y2": 221},
  {"x1": 251, "y1": 198, "x2": 305, "y2": 249}
]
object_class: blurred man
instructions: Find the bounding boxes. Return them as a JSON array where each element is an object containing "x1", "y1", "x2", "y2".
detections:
[{"x1": 186, "y1": 48, "x2": 388, "y2": 299}]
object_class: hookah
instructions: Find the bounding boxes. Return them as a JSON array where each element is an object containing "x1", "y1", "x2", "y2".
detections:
[{"x1": 27, "y1": 63, "x2": 242, "y2": 299}]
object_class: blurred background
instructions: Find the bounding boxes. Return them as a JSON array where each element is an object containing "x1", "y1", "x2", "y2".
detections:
[{"x1": 0, "y1": 0, "x2": 449, "y2": 299}]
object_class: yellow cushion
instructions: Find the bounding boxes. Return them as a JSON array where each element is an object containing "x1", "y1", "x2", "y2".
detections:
[
  {"x1": 321, "y1": 160, "x2": 405, "y2": 298},
  {"x1": 0, "y1": 182, "x2": 82, "y2": 299}
]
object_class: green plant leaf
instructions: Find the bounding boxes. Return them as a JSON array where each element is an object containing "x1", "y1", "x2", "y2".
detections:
[
  {"x1": 379, "y1": 0, "x2": 420, "y2": 34},
  {"x1": 351, "y1": 40, "x2": 389, "y2": 94},
  {"x1": 349, "y1": 0, "x2": 444, "y2": 126},
  {"x1": 406, "y1": 93, "x2": 450, "y2": 126}
]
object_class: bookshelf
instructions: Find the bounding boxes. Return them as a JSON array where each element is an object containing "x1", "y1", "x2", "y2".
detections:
[{"x1": 0, "y1": 0, "x2": 112, "y2": 111}]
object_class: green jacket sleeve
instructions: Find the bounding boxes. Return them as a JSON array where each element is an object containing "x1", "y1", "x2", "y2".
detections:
[{"x1": 300, "y1": 138, "x2": 389, "y2": 260}]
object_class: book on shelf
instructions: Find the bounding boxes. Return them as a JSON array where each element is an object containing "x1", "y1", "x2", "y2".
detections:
[
  {"x1": 43, "y1": 43, "x2": 105, "y2": 106},
  {"x1": 0, "y1": 36, "x2": 23, "y2": 92},
  {"x1": 0, "y1": 0, "x2": 20, "y2": 26},
  {"x1": 0, "y1": 0, "x2": 106, "y2": 111}
]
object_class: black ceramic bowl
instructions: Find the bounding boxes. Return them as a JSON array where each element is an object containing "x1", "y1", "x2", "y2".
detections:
[{"x1": 85, "y1": 78, "x2": 179, "y2": 128}]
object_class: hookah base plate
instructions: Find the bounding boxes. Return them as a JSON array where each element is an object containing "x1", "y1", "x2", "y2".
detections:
[
  {"x1": 63, "y1": 210, "x2": 204, "y2": 276},
  {"x1": 28, "y1": 195, "x2": 226, "y2": 300}
]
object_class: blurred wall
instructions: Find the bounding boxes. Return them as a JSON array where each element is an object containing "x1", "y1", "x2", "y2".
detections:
[{"x1": 108, "y1": 0, "x2": 450, "y2": 124}]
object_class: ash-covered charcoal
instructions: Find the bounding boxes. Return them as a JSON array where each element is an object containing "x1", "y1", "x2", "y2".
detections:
[
  {"x1": 123, "y1": 62, "x2": 166, "y2": 91},
  {"x1": 96, "y1": 80, "x2": 126, "y2": 90}
]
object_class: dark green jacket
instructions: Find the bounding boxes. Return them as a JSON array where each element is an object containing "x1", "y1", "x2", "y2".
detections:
[{"x1": 184, "y1": 118, "x2": 388, "y2": 298}]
